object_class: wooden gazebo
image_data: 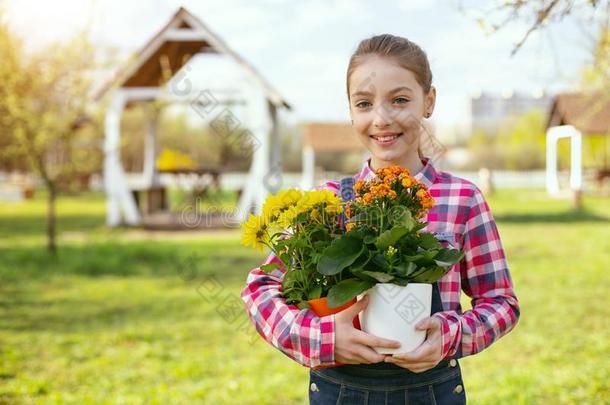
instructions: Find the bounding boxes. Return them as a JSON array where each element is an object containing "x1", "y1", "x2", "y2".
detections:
[{"x1": 95, "y1": 7, "x2": 291, "y2": 227}]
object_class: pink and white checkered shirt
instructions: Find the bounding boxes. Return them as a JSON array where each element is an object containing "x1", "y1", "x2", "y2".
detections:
[{"x1": 240, "y1": 157, "x2": 520, "y2": 368}]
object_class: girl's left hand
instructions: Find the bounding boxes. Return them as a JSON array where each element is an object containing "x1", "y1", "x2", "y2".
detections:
[{"x1": 383, "y1": 317, "x2": 443, "y2": 373}]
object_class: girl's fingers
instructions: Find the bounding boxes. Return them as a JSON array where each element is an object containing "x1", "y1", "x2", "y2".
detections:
[
  {"x1": 352, "y1": 329, "x2": 401, "y2": 349},
  {"x1": 355, "y1": 346, "x2": 385, "y2": 364}
]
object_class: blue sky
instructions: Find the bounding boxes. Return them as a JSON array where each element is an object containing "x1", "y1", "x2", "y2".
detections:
[{"x1": 4, "y1": 0, "x2": 598, "y2": 139}]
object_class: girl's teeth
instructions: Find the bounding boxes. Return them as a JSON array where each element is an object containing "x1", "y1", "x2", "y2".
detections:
[{"x1": 376, "y1": 135, "x2": 398, "y2": 141}]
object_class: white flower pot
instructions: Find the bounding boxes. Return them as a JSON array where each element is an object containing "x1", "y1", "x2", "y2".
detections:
[{"x1": 358, "y1": 283, "x2": 432, "y2": 354}]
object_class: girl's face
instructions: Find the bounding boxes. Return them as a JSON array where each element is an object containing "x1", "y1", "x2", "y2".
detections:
[{"x1": 348, "y1": 56, "x2": 435, "y2": 165}]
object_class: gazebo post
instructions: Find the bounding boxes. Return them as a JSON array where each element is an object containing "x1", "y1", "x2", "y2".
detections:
[
  {"x1": 301, "y1": 146, "x2": 315, "y2": 190},
  {"x1": 143, "y1": 103, "x2": 160, "y2": 188},
  {"x1": 545, "y1": 125, "x2": 583, "y2": 209},
  {"x1": 103, "y1": 91, "x2": 141, "y2": 226}
]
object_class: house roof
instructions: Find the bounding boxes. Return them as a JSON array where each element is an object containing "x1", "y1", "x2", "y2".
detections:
[
  {"x1": 303, "y1": 122, "x2": 364, "y2": 151},
  {"x1": 547, "y1": 92, "x2": 610, "y2": 134},
  {"x1": 94, "y1": 7, "x2": 290, "y2": 109}
]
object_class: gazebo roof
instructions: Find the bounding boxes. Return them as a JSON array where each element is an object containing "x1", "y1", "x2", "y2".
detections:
[
  {"x1": 547, "y1": 92, "x2": 610, "y2": 134},
  {"x1": 94, "y1": 7, "x2": 291, "y2": 109}
]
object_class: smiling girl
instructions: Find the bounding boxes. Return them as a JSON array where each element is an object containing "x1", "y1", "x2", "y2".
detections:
[{"x1": 241, "y1": 34, "x2": 520, "y2": 404}]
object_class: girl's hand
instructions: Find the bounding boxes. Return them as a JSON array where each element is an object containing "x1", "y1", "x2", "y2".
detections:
[
  {"x1": 334, "y1": 295, "x2": 402, "y2": 364},
  {"x1": 383, "y1": 317, "x2": 443, "y2": 373}
]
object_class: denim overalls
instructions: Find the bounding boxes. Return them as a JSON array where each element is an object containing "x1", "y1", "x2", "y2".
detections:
[{"x1": 308, "y1": 177, "x2": 467, "y2": 404}]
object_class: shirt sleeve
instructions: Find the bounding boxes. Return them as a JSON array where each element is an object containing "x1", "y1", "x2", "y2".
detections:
[
  {"x1": 432, "y1": 185, "x2": 520, "y2": 359},
  {"x1": 240, "y1": 252, "x2": 337, "y2": 368}
]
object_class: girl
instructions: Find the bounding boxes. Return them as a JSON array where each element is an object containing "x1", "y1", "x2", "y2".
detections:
[{"x1": 241, "y1": 34, "x2": 520, "y2": 404}]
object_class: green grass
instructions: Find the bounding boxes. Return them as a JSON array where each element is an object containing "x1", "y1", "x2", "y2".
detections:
[{"x1": 0, "y1": 189, "x2": 608, "y2": 404}]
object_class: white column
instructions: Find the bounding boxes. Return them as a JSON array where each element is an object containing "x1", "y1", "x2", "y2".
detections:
[
  {"x1": 103, "y1": 91, "x2": 141, "y2": 226},
  {"x1": 235, "y1": 80, "x2": 273, "y2": 222},
  {"x1": 301, "y1": 145, "x2": 315, "y2": 190},
  {"x1": 546, "y1": 125, "x2": 582, "y2": 197},
  {"x1": 570, "y1": 129, "x2": 582, "y2": 190},
  {"x1": 143, "y1": 105, "x2": 160, "y2": 187},
  {"x1": 546, "y1": 128, "x2": 559, "y2": 195}
]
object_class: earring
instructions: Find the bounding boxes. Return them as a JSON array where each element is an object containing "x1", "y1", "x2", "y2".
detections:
[{"x1": 351, "y1": 119, "x2": 354, "y2": 125}]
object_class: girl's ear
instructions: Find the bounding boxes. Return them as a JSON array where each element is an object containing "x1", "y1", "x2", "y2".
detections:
[{"x1": 425, "y1": 86, "x2": 436, "y2": 117}]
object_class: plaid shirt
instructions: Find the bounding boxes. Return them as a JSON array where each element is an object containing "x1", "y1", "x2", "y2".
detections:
[{"x1": 240, "y1": 157, "x2": 520, "y2": 368}]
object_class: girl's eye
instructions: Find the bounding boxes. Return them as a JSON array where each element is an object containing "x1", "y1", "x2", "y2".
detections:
[
  {"x1": 355, "y1": 101, "x2": 371, "y2": 109},
  {"x1": 394, "y1": 97, "x2": 410, "y2": 104}
]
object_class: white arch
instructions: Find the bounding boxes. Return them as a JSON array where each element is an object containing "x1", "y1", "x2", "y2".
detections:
[{"x1": 545, "y1": 125, "x2": 582, "y2": 196}]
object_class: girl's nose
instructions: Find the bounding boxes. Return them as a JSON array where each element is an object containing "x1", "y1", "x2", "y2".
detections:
[{"x1": 373, "y1": 105, "x2": 392, "y2": 128}]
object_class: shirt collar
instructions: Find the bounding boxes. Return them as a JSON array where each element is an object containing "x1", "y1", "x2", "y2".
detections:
[{"x1": 357, "y1": 156, "x2": 438, "y2": 189}]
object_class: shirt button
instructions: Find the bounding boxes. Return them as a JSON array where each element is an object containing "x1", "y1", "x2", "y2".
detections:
[
  {"x1": 453, "y1": 384, "x2": 463, "y2": 394},
  {"x1": 449, "y1": 359, "x2": 457, "y2": 367},
  {"x1": 310, "y1": 383, "x2": 319, "y2": 392}
]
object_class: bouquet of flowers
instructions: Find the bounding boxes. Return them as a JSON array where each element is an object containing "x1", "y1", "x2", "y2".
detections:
[
  {"x1": 240, "y1": 188, "x2": 345, "y2": 309},
  {"x1": 317, "y1": 166, "x2": 464, "y2": 308},
  {"x1": 241, "y1": 166, "x2": 464, "y2": 311}
]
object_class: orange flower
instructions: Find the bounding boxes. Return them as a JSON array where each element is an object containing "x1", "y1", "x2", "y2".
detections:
[
  {"x1": 363, "y1": 193, "x2": 373, "y2": 204},
  {"x1": 346, "y1": 222, "x2": 355, "y2": 231},
  {"x1": 354, "y1": 180, "x2": 364, "y2": 193},
  {"x1": 371, "y1": 183, "x2": 391, "y2": 197}
]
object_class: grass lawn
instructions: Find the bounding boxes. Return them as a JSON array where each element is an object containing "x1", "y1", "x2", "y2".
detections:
[{"x1": 0, "y1": 189, "x2": 608, "y2": 404}]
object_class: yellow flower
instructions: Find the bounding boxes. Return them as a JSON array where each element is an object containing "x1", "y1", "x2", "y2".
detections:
[
  {"x1": 240, "y1": 213, "x2": 269, "y2": 251},
  {"x1": 263, "y1": 189, "x2": 303, "y2": 220},
  {"x1": 401, "y1": 177, "x2": 414, "y2": 188},
  {"x1": 276, "y1": 205, "x2": 302, "y2": 228}
]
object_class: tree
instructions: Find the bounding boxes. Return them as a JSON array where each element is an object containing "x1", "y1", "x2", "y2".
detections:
[
  {"x1": 0, "y1": 17, "x2": 99, "y2": 253},
  {"x1": 461, "y1": 0, "x2": 610, "y2": 55}
]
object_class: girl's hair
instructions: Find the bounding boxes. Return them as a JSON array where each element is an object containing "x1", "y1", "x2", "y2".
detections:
[{"x1": 346, "y1": 34, "x2": 434, "y2": 160}]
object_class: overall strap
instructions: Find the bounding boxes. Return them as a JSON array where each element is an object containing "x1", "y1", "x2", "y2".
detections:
[
  {"x1": 339, "y1": 176, "x2": 356, "y2": 203},
  {"x1": 338, "y1": 176, "x2": 356, "y2": 231}
]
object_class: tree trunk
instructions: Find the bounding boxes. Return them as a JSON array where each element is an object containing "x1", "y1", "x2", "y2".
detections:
[{"x1": 47, "y1": 182, "x2": 57, "y2": 254}]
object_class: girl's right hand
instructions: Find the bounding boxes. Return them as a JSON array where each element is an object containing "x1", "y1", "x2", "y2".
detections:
[{"x1": 334, "y1": 295, "x2": 402, "y2": 364}]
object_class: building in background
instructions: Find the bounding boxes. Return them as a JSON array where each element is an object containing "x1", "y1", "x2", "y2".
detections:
[{"x1": 471, "y1": 90, "x2": 553, "y2": 135}]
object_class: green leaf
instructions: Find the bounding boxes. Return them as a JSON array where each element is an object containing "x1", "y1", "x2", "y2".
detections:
[
  {"x1": 297, "y1": 301, "x2": 311, "y2": 310},
  {"x1": 307, "y1": 285, "x2": 322, "y2": 300},
  {"x1": 434, "y1": 249, "x2": 465, "y2": 267},
  {"x1": 351, "y1": 268, "x2": 378, "y2": 282},
  {"x1": 317, "y1": 235, "x2": 364, "y2": 276},
  {"x1": 410, "y1": 266, "x2": 449, "y2": 283},
  {"x1": 363, "y1": 234, "x2": 376, "y2": 244},
  {"x1": 360, "y1": 271, "x2": 394, "y2": 283},
  {"x1": 376, "y1": 226, "x2": 410, "y2": 251},
  {"x1": 368, "y1": 254, "x2": 390, "y2": 272},
  {"x1": 391, "y1": 209, "x2": 415, "y2": 230},
  {"x1": 394, "y1": 261, "x2": 417, "y2": 277},
  {"x1": 413, "y1": 221, "x2": 428, "y2": 232},
  {"x1": 327, "y1": 279, "x2": 374, "y2": 308},
  {"x1": 419, "y1": 233, "x2": 442, "y2": 249},
  {"x1": 351, "y1": 250, "x2": 372, "y2": 269},
  {"x1": 260, "y1": 262, "x2": 279, "y2": 273}
]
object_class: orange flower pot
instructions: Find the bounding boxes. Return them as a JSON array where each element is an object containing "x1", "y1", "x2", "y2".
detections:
[{"x1": 307, "y1": 296, "x2": 361, "y2": 369}]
